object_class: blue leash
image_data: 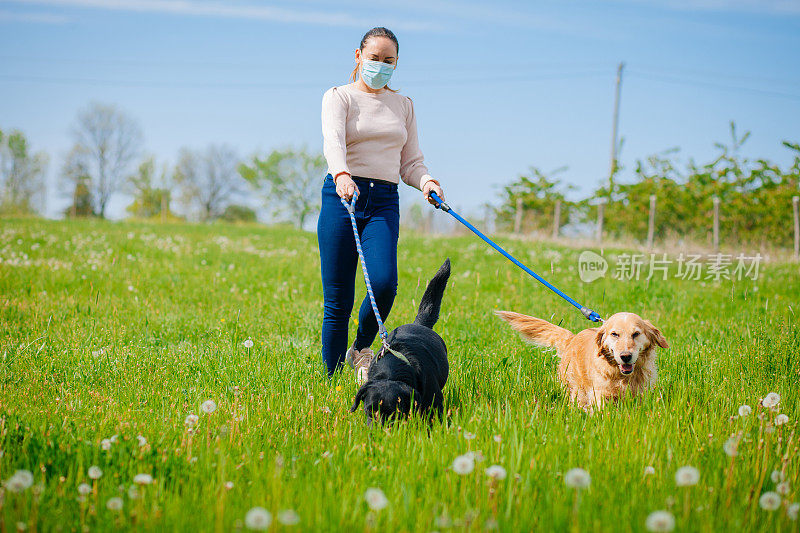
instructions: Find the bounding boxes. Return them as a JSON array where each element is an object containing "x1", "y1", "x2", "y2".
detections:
[
  {"x1": 428, "y1": 191, "x2": 603, "y2": 323},
  {"x1": 341, "y1": 191, "x2": 410, "y2": 363}
]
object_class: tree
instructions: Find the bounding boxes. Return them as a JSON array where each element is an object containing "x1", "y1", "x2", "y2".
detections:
[
  {"x1": 495, "y1": 166, "x2": 575, "y2": 233},
  {"x1": 239, "y1": 147, "x2": 326, "y2": 228},
  {"x1": 174, "y1": 144, "x2": 243, "y2": 221},
  {"x1": 220, "y1": 204, "x2": 257, "y2": 223},
  {"x1": 0, "y1": 128, "x2": 48, "y2": 215},
  {"x1": 62, "y1": 145, "x2": 95, "y2": 217},
  {"x1": 62, "y1": 102, "x2": 143, "y2": 218},
  {"x1": 125, "y1": 157, "x2": 178, "y2": 220}
]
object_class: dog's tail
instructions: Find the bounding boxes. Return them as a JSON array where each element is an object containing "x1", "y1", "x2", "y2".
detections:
[
  {"x1": 414, "y1": 259, "x2": 451, "y2": 329},
  {"x1": 495, "y1": 311, "x2": 574, "y2": 354}
]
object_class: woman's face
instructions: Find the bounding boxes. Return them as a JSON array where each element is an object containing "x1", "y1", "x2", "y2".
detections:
[{"x1": 355, "y1": 36, "x2": 397, "y2": 68}]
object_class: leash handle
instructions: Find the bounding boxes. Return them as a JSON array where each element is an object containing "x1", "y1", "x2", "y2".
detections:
[
  {"x1": 429, "y1": 191, "x2": 450, "y2": 212},
  {"x1": 428, "y1": 192, "x2": 602, "y2": 323}
]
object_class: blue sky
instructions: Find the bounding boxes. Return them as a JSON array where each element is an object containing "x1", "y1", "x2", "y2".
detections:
[{"x1": 1, "y1": 0, "x2": 799, "y2": 219}]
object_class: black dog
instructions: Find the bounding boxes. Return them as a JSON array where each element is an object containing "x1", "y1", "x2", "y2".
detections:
[{"x1": 350, "y1": 259, "x2": 451, "y2": 424}]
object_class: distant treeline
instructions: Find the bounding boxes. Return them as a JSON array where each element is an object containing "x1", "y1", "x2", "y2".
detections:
[
  {"x1": 495, "y1": 124, "x2": 800, "y2": 248},
  {"x1": 1, "y1": 102, "x2": 324, "y2": 226},
  {"x1": 3, "y1": 106, "x2": 798, "y2": 248}
]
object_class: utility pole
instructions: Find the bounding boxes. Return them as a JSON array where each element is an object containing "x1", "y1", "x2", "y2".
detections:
[{"x1": 608, "y1": 62, "x2": 625, "y2": 192}]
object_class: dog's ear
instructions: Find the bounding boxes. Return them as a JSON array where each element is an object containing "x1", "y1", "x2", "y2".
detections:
[
  {"x1": 350, "y1": 384, "x2": 369, "y2": 413},
  {"x1": 595, "y1": 326, "x2": 606, "y2": 353},
  {"x1": 644, "y1": 320, "x2": 668, "y2": 349}
]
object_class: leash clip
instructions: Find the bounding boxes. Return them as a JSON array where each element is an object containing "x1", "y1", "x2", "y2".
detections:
[{"x1": 429, "y1": 191, "x2": 451, "y2": 212}]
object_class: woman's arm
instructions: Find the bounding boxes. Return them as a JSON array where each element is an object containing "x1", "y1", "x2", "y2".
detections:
[
  {"x1": 321, "y1": 87, "x2": 358, "y2": 199},
  {"x1": 321, "y1": 87, "x2": 351, "y2": 181},
  {"x1": 400, "y1": 97, "x2": 444, "y2": 204}
]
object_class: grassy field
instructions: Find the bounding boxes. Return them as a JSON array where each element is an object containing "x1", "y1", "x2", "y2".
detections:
[{"x1": 1, "y1": 217, "x2": 798, "y2": 532}]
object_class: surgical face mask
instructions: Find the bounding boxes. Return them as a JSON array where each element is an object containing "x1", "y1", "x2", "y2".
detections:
[{"x1": 360, "y1": 59, "x2": 395, "y2": 89}]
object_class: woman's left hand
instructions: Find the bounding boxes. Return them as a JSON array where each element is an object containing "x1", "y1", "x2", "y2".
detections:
[{"x1": 422, "y1": 180, "x2": 445, "y2": 206}]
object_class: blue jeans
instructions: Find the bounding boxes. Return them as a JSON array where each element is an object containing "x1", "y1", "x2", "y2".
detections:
[{"x1": 317, "y1": 174, "x2": 400, "y2": 376}]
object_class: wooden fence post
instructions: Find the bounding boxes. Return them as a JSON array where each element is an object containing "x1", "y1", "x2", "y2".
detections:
[
  {"x1": 647, "y1": 194, "x2": 656, "y2": 250},
  {"x1": 793, "y1": 195, "x2": 799, "y2": 262},
  {"x1": 596, "y1": 198, "x2": 606, "y2": 243},
  {"x1": 552, "y1": 199, "x2": 561, "y2": 240},
  {"x1": 514, "y1": 198, "x2": 523, "y2": 234},
  {"x1": 712, "y1": 196, "x2": 720, "y2": 252}
]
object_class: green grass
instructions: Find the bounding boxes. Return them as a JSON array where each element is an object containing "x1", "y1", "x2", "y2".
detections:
[{"x1": 1, "y1": 217, "x2": 798, "y2": 532}]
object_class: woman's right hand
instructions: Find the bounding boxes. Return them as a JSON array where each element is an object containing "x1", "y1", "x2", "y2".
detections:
[{"x1": 335, "y1": 174, "x2": 359, "y2": 201}]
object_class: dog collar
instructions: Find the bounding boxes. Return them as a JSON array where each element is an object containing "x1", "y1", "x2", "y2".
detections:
[{"x1": 378, "y1": 343, "x2": 411, "y2": 366}]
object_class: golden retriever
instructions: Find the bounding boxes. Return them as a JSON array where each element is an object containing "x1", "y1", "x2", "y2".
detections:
[{"x1": 496, "y1": 311, "x2": 668, "y2": 409}]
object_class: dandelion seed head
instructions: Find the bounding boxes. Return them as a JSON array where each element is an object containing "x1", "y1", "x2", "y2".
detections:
[
  {"x1": 100, "y1": 439, "x2": 112, "y2": 451},
  {"x1": 787, "y1": 502, "x2": 799, "y2": 521},
  {"x1": 493, "y1": 434, "x2": 502, "y2": 443},
  {"x1": 4, "y1": 470, "x2": 34, "y2": 493},
  {"x1": 136, "y1": 435, "x2": 147, "y2": 447},
  {"x1": 564, "y1": 468, "x2": 591, "y2": 489},
  {"x1": 244, "y1": 507, "x2": 272, "y2": 530},
  {"x1": 224, "y1": 481, "x2": 234, "y2": 490},
  {"x1": 775, "y1": 414, "x2": 789, "y2": 426},
  {"x1": 762, "y1": 392, "x2": 780, "y2": 409},
  {"x1": 463, "y1": 432, "x2": 476, "y2": 440},
  {"x1": 185, "y1": 414, "x2": 199, "y2": 428},
  {"x1": 485, "y1": 465, "x2": 507, "y2": 480},
  {"x1": 771, "y1": 470, "x2": 784, "y2": 483},
  {"x1": 364, "y1": 487, "x2": 389, "y2": 510},
  {"x1": 88, "y1": 466, "x2": 103, "y2": 479},
  {"x1": 106, "y1": 497, "x2": 123, "y2": 512},
  {"x1": 278, "y1": 509, "x2": 300, "y2": 526},
  {"x1": 201, "y1": 399, "x2": 217, "y2": 414},
  {"x1": 723, "y1": 437, "x2": 739, "y2": 457},
  {"x1": 128, "y1": 486, "x2": 139, "y2": 500},
  {"x1": 759, "y1": 491, "x2": 781, "y2": 511},
  {"x1": 645, "y1": 510, "x2": 675, "y2": 532},
  {"x1": 644, "y1": 466, "x2": 656, "y2": 476},
  {"x1": 776, "y1": 481, "x2": 790, "y2": 495},
  {"x1": 675, "y1": 466, "x2": 700, "y2": 487},
  {"x1": 452, "y1": 454, "x2": 475, "y2": 475},
  {"x1": 243, "y1": 339, "x2": 254, "y2": 349},
  {"x1": 133, "y1": 473, "x2": 153, "y2": 485},
  {"x1": 738, "y1": 405, "x2": 752, "y2": 417},
  {"x1": 77, "y1": 483, "x2": 91, "y2": 496}
]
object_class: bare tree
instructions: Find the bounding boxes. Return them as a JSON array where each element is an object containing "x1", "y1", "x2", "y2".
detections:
[
  {"x1": 0, "y1": 128, "x2": 48, "y2": 215},
  {"x1": 174, "y1": 144, "x2": 243, "y2": 221},
  {"x1": 63, "y1": 102, "x2": 143, "y2": 218}
]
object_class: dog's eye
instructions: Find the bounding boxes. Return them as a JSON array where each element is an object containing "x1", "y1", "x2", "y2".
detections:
[
  {"x1": 610, "y1": 332, "x2": 619, "y2": 338},
  {"x1": 632, "y1": 331, "x2": 640, "y2": 338}
]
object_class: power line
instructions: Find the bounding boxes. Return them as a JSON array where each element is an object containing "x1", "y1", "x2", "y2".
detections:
[
  {"x1": 0, "y1": 70, "x2": 611, "y2": 89},
  {"x1": 627, "y1": 70, "x2": 800, "y2": 101},
  {"x1": 634, "y1": 65, "x2": 800, "y2": 91}
]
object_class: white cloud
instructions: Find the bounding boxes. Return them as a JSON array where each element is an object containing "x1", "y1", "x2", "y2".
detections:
[
  {"x1": 626, "y1": 0, "x2": 800, "y2": 15},
  {"x1": 5, "y1": 0, "x2": 440, "y2": 30},
  {"x1": 0, "y1": 8, "x2": 70, "y2": 23}
]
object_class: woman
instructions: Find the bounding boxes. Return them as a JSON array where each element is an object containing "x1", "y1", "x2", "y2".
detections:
[{"x1": 318, "y1": 26, "x2": 445, "y2": 382}]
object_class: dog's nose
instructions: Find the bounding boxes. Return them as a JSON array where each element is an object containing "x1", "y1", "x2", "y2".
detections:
[{"x1": 621, "y1": 352, "x2": 633, "y2": 363}]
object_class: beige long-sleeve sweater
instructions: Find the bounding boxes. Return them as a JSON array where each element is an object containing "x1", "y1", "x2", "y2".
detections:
[{"x1": 321, "y1": 83, "x2": 434, "y2": 190}]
